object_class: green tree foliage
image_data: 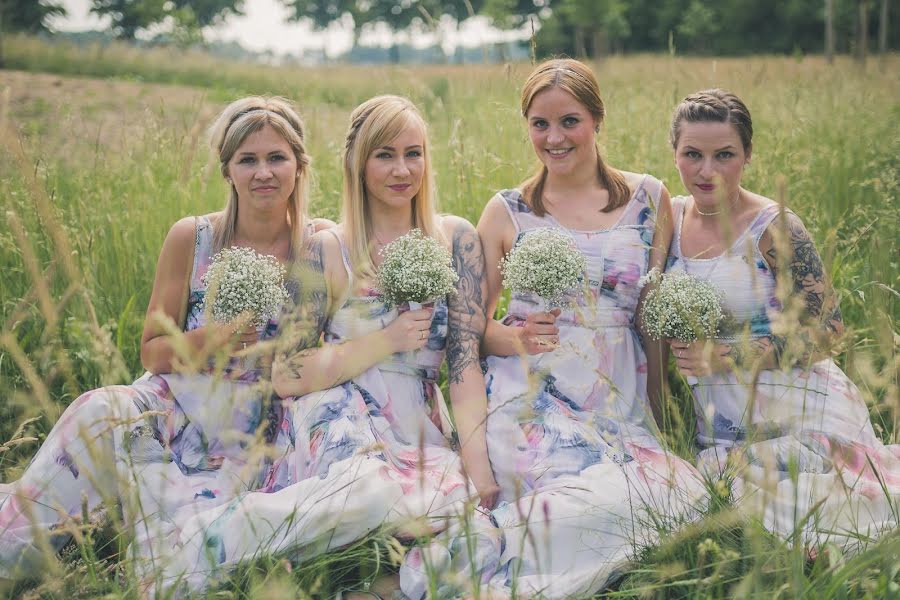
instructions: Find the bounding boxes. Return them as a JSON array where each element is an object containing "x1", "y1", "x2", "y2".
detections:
[
  {"x1": 0, "y1": 0, "x2": 66, "y2": 33},
  {"x1": 90, "y1": 0, "x2": 243, "y2": 40}
]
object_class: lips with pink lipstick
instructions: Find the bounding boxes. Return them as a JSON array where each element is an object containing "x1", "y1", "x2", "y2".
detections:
[
  {"x1": 696, "y1": 183, "x2": 715, "y2": 192},
  {"x1": 252, "y1": 185, "x2": 278, "y2": 193},
  {"x1": 388, "y1": 183, "x2": 411, "y2": 192}
]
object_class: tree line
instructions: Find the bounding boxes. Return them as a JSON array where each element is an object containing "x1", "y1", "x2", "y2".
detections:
[{"x1": 2, "y1": 0, "x2": 896, "y2": 60}]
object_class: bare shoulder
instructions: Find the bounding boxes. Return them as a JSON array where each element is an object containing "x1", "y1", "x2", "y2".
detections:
[
  {"x1": 311, "y1": 217, "x2": 337, "y2": 233},
  {"x1": 439, "y1": 214, "x2": 477, "y2": 239},
  {"x1": 617, "y1": 169, "x2": 646, "y2": 190},
  {"x1": 161, "y1": 216, "x2": 198, "y2": 252}
]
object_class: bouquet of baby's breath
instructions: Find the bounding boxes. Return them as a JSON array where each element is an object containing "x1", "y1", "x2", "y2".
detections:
[
  {"x1": 500, "y1": 227, "x2": 586, "y2": 308},
  {"x1": 375, "y1": 229, "x2": 458, "y2": 307},
  {"x1": 640, "y1": 268, "x2": 724, "y2": 341},
  {"x1": 201, "y1": 246, "x2": 290, "y2": 328}
]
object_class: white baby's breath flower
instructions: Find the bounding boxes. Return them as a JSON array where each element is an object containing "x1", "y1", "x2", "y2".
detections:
[
  {"x1": 500, "y1": 227, "x2": 586, "y2": 308},
  {"x1": 376, "y1": 229, "x2": 458, "y2": 307},
  {"x1": 641, "y1": 271, "x2": 723, "y2": 341},
  {"x1": 637, "y1": 266, "x2": 662, "y2": 290},
  {"x1": 201, "y1": 246, "x2": 289, "y2": 329}
]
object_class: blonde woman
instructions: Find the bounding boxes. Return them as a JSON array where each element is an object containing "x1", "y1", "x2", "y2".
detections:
[
  {"x1": 144, "y1": 95, "x2": 496, "y2": 596},
  {"x1": 0, "y1": 96, "x2": 331, "y2": 579}
]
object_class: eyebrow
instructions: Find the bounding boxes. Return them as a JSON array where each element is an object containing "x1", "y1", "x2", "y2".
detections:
[
  {"x1": 682, "y1": 144, "x2": 737, "y2": 151},
  {"x1": 237, "y1": 150, "x2": 287, "y2": 155},
  {"x1": 529, "y1": 112, "x2": 580, "y2": 120},
  {"x1": 378, "y1": 145, "x2": 423, "y2": 151}
]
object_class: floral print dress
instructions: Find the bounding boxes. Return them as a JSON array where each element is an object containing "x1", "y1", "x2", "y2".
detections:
[
  {"x1": 0, "y1": 216, "x2": 283, "y2": 578},
  {"x1": 143, "y1": 231, "x2": 474, "y2": 595},
  {"x1": 666, "y1": 196, "x2": 900, "y2": 552},
  {"x1": 401, "y1": 176, "x2": 707, "y2": 600}
]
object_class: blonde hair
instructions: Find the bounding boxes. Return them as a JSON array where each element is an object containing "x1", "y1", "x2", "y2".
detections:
[
  {"x1": 342, "y1": 95, "x2": 442, "y2": 280},
  {"x1": 520, "y1": 58, "x2": 630, "y2": 216},
  {"x1": 208, "y1": 96, "x2": 311, "y2": 256}
]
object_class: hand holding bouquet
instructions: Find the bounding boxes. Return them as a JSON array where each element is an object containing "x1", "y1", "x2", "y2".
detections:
[
  {"x1": 500, "y1": 227, "x2": 586, "y2": 309},
  {"x1": 201, "y1": 246, "x2": 290, "y2": 330}
]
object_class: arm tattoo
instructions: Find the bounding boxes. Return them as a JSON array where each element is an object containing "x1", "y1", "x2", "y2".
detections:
[
  {"x1": 446, "y1": 222, "x2": 488, "y2": 384},
  {"x1": 762, "y1": 212, "x2": 843, "y2": 366}
]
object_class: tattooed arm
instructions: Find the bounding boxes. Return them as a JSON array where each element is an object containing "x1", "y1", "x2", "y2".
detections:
[
  {"x1": 272, "y1": 230, "x2": 431, "y2": 397},
  {"x1": 751, "y1": 210, "x2": 844, "y2": 368},
  {"x1": 443, "y1": 216, "x2": 499, "y2": 508},
  {"x1": 698, "y1": 210, "x2": 844, "y2": 374}
]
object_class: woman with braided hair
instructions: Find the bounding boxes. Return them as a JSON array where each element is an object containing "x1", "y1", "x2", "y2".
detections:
[
  {"x1": 665, "y1": 88, "x2": 900, "y2": 552},
  {"x1": 141, "y1": 95, "x2": 496, "y2": 597},
  {"x1": 0, "y1": 96, "x2": 333, "y2": 580}
]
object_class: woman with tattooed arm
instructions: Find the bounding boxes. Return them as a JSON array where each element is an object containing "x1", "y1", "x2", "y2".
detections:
[
  {"x1": 666, "y1": 89, "x2": 899, "y2": 552},
  {"x1": 143, "y1": 95, "x2": 497, "y2": 596}
]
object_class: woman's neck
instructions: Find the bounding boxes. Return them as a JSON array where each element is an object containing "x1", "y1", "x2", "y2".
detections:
[
  {"x1": 368, "y1": 205, "x2": 414, "y2": 245},
  {"x1": 233, "y1": 209, "x2": 292, "y2": 257},
  {"x1": 544, "y1": 163, "x2": 602, "y2": 199}
]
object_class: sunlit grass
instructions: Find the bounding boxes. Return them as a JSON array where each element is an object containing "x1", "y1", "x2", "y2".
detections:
[{"x1": 0, "y1": 35, "x2": 897, "y2": 598}]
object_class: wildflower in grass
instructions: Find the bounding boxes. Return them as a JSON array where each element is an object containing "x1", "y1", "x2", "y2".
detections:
[
  {"x1": 641, "y1": 270, "x2": 723, "y2": 341},
  {"x1": 375, "y1": 229, "x2": 458, "y2": 307},
  {"x1": 500, "y1": 227, "x2": 586, "y2": 308},
  {"x1": 201, "y1": 246, "x2": 289, "y2": 328}
]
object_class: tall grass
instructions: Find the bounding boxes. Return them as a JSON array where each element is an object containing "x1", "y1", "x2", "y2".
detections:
[{"x1": 0, "y1": 35, "x2": 898, "y2": 598}]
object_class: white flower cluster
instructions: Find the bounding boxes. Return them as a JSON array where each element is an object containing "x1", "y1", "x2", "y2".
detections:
[
  {"x1": 376, "y1": 229, "x2": 458, "y2": 307},
  {"x1": 641, "y1": 270, "x2": 724, "y2": 341},
  {"x1": 500, "y1": 227, "x2": 586, "y2": 308},
  {"x1": 201, "y1": 246, "x2": 289, "y2": 328}
]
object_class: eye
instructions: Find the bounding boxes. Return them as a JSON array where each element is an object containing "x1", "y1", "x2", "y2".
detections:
[
  {"x1": 238, "y1": 156, "x2": 256, "y2": 164},
  {"x1": 376, "y1": 151, "x2": 392, "y2": 159},
  {"x1": 562, "y1": 116, "x2": 580, "y2": 127},
  {"x1": 269, "y1": 154, "x2": 288, "y2": 162},
  {"x1": 406, "y1": 149, "x2": 422, "y2": 158},
  {"x1": 716, "y1": 151, "x2": 735, "y2": 160},
  {"x1": 531, "y1": 119, "x2": 548, "y2": 130},
  {"x1": 685, "y1": 150, "x2": 701, "y2": 160}
]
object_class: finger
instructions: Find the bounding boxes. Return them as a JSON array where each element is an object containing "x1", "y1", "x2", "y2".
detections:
[
  {"x1": 549, "y1": 308, "x2": 562, "y2": 316},
  {"x1": 527, "y1": 324, "x2": 558, "y2": 336}
]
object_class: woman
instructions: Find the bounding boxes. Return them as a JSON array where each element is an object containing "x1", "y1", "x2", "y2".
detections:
[
  {"x1": 143, "y1": 95, "x2": 497, "y2": 595},
  {"x1": 0, "y1": 95, "x2": 332, "y2": 578},
  {"x1": 665, "y1": 88, "x2": 899, "y2": 551},
  {"x1": 401, "y1": 59, "x2": 706, "y2": 600}
]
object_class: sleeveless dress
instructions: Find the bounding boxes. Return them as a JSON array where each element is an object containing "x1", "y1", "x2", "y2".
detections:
[
  {"x1": 666, "y1": 196, "x2": 900, "y2": 551},
  {"x1": 0, "y1": 216, "x2": 292, "y2": 578},
  {"x1": 145, "y1": 231, "x2": 474, "y2": 595},
  {"x1": 401, "y1": 177, "x2": 707, "y2": 600}
]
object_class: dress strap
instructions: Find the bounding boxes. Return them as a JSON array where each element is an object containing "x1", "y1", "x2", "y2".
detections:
[
  {"x1": 325, "y1": 229, "x2": 354, "y2": 288},
  {"x1": 497, "y1": 189, "x2": 532, "y2": 234},
  {"x1": 748, "y1": 203, "x2": 785, "y2": 244},
  {"x1": 670, "y1": 195, "x2": 689, "y2": 258},
  {"x1": 190, "y1": 215, "x2": 213, "y2": 292}
]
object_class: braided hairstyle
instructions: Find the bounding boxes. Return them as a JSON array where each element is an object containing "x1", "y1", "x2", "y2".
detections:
[{"x1": 670, "y1": 89, "x2": 753, "y2": 152}]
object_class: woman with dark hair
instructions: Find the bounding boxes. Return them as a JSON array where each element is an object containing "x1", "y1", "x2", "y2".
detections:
[{"x1": 666, "y1": 88, "x2": 899, "y2": 551}]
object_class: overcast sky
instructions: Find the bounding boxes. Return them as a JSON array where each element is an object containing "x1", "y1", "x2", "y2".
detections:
[{"x1": 53, "y1": 0, "x2": 531, "y2": 57}]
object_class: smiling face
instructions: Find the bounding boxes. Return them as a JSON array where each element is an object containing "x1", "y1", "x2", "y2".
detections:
[
  {"x1": 363, "y1": 120, "x2": 426, "y2": 213},
  {"x1": 226, "y1": 123, "x2": 299, "y2": 212},
  {"x1": 674, "y1": 121, "x2": 750, "y2": 208},
  {"x1": 526, "y1": 86, "x2": 599, "y2": 178}
]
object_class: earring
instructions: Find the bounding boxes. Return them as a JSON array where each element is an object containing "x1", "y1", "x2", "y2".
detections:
[{"x1": 226, "y1": 178, "x2": 233, "y2": 185}]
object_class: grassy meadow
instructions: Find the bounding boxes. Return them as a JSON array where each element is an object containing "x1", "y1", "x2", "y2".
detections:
[{"x1": 0, "y1": 34, "x2": 898, "y2": 598}]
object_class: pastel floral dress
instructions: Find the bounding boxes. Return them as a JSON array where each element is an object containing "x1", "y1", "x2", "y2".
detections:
[
  {"x1": 0, "y1": 216, "x2": 284, "y2": 578},
  {"x1": 144, "y1": 231, "x2": 474, "y2": 595},
  {"x1": 666, "y1": 196, "x2": 900, "y2": 551},
  {"x1": 401, "y1": 176, "x2": 707, "y2": 600}
]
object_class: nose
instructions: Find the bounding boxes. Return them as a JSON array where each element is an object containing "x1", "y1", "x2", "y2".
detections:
[
  {"x1": 254, "y1": 163, "x2": 273, "y2": 179},
  {"x1": 392, "y1": 158, "x2": 411, "y2": 177},
  {"x1": 698, "y1": 158, "x2": 715, "y2": 179},
  {"x1": 547, "y1": 126, "x2": 565, "y2": 145}
]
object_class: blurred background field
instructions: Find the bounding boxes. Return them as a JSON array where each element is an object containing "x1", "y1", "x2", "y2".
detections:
[{"x1": 0, "y1": 27, "x2": 898, "y2": 599}]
